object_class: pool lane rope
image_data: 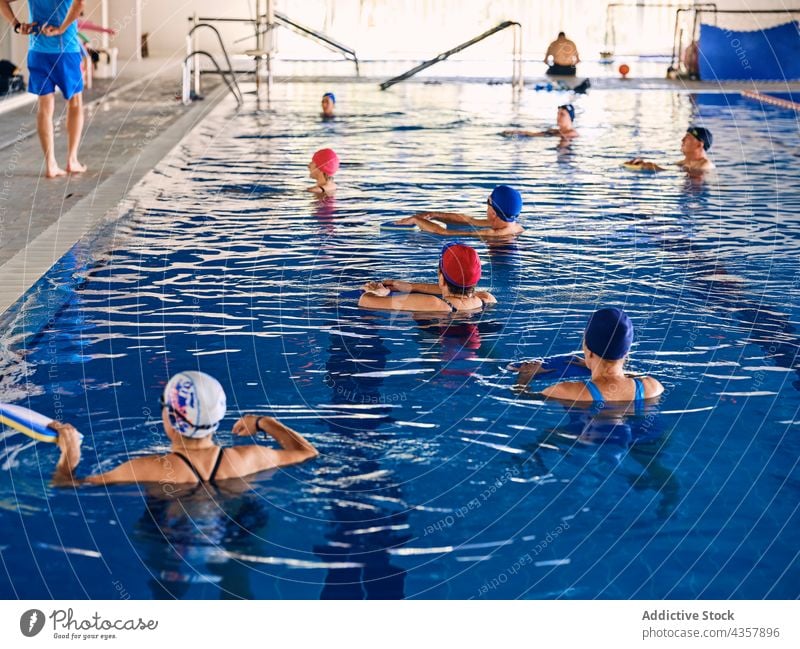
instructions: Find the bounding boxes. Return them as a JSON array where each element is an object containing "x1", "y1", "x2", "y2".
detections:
[{"x1": 740, "y1": 90, "x2": 800, "y2": 112}]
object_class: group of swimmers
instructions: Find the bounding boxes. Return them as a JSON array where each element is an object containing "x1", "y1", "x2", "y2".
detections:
[{"x1": 52, "y1": 88, "x2": 712, "y2": 488}]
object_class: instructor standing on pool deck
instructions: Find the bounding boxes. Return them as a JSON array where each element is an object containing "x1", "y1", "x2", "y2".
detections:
[{"x1": 0, "y1": 0, "x2": 87, "y2": 178}]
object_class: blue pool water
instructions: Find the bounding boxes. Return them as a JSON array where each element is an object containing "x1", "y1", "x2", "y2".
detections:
[{"x1": 0, "y1": 84, "x2": 798, "y2": 599}]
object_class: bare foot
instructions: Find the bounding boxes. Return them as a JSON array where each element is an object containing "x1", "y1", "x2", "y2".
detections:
[
  {"x1": 46, "y1": 165, "x2": 67, "y2": 178},
  {"x1": 66, "y1": 160, "x2": 87, "y2": 174}
]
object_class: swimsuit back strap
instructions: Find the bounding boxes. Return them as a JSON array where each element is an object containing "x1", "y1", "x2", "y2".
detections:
[
  {"x1": 172, "y1": 451, "x2": 203, "y2": 482},
  {"x1": 633, "y1": 378, "x2": 646, "y2": 406},
  {"x1": 439, "y1": 296, "x2": 458, "y2": 313},
  {"x1": 585, "y1": 380, "x2": 605, "y2": 403},
  {"x1": 208, "y1": 447, "x2": 225, "y2": 484}
]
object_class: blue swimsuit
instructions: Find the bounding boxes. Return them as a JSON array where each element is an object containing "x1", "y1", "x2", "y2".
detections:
[{"x1": 585, "y1": 378, "x2": 646, "y2": 407}]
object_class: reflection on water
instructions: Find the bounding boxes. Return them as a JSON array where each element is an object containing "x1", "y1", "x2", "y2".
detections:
[{"x1": 0, "y1": 84, "x2": 798, "y2": 599}]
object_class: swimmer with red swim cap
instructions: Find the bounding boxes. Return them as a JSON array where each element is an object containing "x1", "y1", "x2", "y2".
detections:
[
  {"x1": 359, "y1": 242, "x2": 496, "y2": 313},
  {"x1": 626, "y1": 126, "x2": 714, "y2": 173},
  {"x1": 395, "y1": 185, "x2": 524, "y2": 239},
  {"x1": 308, "y1": 148, "x2": 339, "y2": 196},
  {"x1": 502, "y1": 104, "x2": 578, "y2": 141}
]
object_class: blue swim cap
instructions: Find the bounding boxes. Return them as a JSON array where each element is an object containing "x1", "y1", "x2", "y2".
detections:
[
  {"x1": 323, "y1": 92, "x2": 336, "y2": 104},
  {"x1": 584, "y1": 308, "x2": 634, "y2": 361},
  {"x1": 558, "y1": 104, "x2": 575, "y2": 122},
  {"x1": 686, "y1": 126, "x2": 712, "y2": 151},
  {"x1": 489, "y1": 185, "x2": 523, "y2": 222}
]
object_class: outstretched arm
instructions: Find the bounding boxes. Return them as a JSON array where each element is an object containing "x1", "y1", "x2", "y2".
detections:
[
  {"x1": 413, "y1": 211, "x2": 471, "y2": 224},
  {"x1": 382, "y1": 280, "x2": 440, "y2": 295},
  {"x1": 50, "y1": 421, "x2": 159, "y2": 486}
]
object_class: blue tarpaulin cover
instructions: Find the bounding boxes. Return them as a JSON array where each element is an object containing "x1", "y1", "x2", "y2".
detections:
[{"x1": 698, "y1": 21, "x2": 800, "y2": 81}]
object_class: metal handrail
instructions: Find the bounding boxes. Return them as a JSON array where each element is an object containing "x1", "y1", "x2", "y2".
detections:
[
  {"x1": 182, "y1": 51, "x2": 243, "y2": 106},
  {"x1": 187, "y1": 23, "x2": 244, "y2": 103},
  {"x1": 186, "y1": 23, "x2": 243, "y2": 104},
  {"x1": 380, "y1": 21, "x2": 523, "y2": 90},
  {"x1": 603, "y1": 2, "x2": 717, "y2": 57},
  {"x1": 186, "y1": 14, "x2": 360, "y2": 76},
  {"x1": 273, "y1": 11, "x2": 360, "y2": 76}
]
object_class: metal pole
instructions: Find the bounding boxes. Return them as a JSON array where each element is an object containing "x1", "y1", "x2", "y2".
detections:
[
  {"x1": 192, "y1": 12, "x2": 200, "y2": 97},
  {"x1": 266, "y1": 0, "x2": 275, "y2": 103}
]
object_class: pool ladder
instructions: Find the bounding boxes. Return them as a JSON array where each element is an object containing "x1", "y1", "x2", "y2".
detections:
[{"x1": 182, "y1": 23, "x2": 244, "y2": 106}]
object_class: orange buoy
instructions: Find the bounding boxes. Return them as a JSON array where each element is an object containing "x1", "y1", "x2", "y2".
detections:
[{"x1": 619, "y1": 64, "x2": 630, "y2": 78}]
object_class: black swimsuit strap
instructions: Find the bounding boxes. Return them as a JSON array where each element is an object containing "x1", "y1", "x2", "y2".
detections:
[
  {"x1": 172, "y1": 451, "x2": 203, "y2": 482},
  {"x1": 172, "y1": 447, "x2": 224, "y2": 484},
  {"x1": 439, "y1": 296, "x2": 458, "y2": 313}
]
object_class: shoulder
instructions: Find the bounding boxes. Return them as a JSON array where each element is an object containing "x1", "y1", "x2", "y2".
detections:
[
  {"x1": 84, "y1": 455, "x2": 170, "y2": 485},
  {"x1": 541, "y1": 380, "x2": 590, "y2": 401},
  {"x1": 221, "y1": 445, "x2": 280, "y2": 475},
  {"x1": 639, "y1": 376, "x2": 665, "y2": 399},
  {"x1": 475, "y1": 290, "x2": 496, "y2": 304}
]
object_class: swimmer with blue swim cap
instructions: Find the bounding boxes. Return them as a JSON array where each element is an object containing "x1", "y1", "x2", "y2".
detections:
[
  {"x1": 517, "y1": 308, "x2": 664, "y2": 405},
  {"x1": 50, "y1": 371, "x2": 319, "y2": 486},
  {"x1": 321, "y1": 92, "x2": 335, "y2": 118},
  {"x1": 502, "y1": 104, "x2": 578, "y2": 140},
  {"x1": 626, "y1": 125, "x2": 714, "y2": 173},
  {"x1": 394, "y1": 185, "x2": 524, "y2": 239}
]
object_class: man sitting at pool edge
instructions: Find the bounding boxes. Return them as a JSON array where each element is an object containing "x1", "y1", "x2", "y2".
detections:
[
  {"x1": 626, "y1": 126, "x2": 714, "y2": 173},
  {"x1": 503, "y1": 104, "x2": 578, "y2": 140},
  {"x1": 50, "y1": 371, "x2": 319, "y2": 486},
  {"x1": 394, "y1": 185, "x2": 523, "y2": 238}
]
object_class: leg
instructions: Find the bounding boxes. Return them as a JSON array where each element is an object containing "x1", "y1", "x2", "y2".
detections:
[
  {"x1": 36, "y1": 94, "x2": 66, "y2": 178},
  {"x1": 65, "y1": 92, "x2": 86, "y2": 173}
]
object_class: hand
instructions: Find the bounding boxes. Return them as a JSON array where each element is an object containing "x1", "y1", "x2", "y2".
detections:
[
  {"x1": 627, "y1": 158, "x2": 644, "y2": 165},
  {"x1": 394, "y1": 216, "x2": 417, "y2": 225},
  {"x1": 15, "y1": 22, "x2": 38, "y2": 35},
  {"x1": 382, "y1": 279, "x2": 412, "y2": 293},
  {"x1": 50, "y1": 421, "x2": 82, "y2": 469},
  {"x1": 508, "y1": 360, "x2": 552, "y2": 379},
  {"x1": 42, "y1": 24, "x2": 64, "y2": 36},
  {"x1": 232, "y1": 415, "x2": 261, "y2": 437},
  {"x1": 362, "y1": 281, "x2": 390, "y2": 297}
]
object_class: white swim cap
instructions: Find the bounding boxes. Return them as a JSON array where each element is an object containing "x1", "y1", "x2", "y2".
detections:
[{"x1": 162, "y1": 371, "x2": 227, "y2": 439}]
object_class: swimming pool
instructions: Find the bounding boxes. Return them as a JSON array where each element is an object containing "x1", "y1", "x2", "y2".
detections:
[{"x1": 1, "y1": 82, "x2": 798, "y2": 599}]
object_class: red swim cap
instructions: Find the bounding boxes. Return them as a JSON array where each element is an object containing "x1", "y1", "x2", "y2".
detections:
[
  {"x1": 311, "y1": 148, "x2": 340, "y2": 176},
  {"x1": 439, "y1": 242, "x2": 481, "y2": 288}
]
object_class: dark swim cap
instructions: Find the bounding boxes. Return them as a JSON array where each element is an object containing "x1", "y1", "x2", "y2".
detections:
[
  {"x1": 489, "y1": 185, "x2": 523, "y2": 222},
  {"x1": 584, "y1": 308, "x2": 634, "y2": 361},
  {"x1": 558, "y1": 104, "x2": 575, "y2": 122},
  {"x1": 323, "y1": 92, "x2": 336, "y2": 104},
  {"x1": 686, "y1": 126, "x2": 712, "y2": 151}
]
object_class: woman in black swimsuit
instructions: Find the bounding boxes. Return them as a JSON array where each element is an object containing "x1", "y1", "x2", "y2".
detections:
[
  {"x1": 358, "y1": 242, "x2": 496, "y2": 313},
  {"x1": 51, "y1": 371, "x2": 319, "y2": 486}
]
